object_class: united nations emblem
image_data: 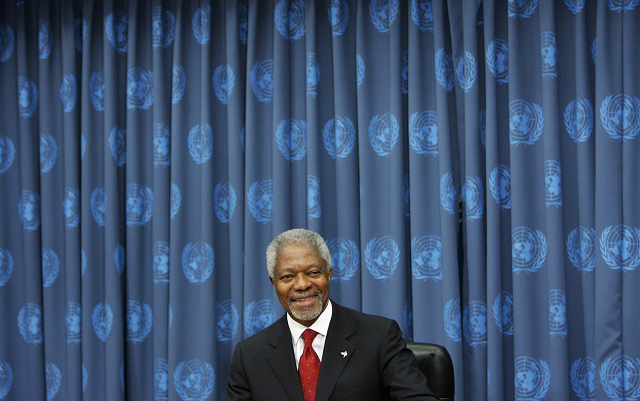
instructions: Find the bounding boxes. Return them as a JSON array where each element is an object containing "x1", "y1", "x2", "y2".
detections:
[
  {"x1": 38, "y1": 20, "x2": 52, "y2": 59},
  {"x1": 18, "y1": 190, "x2": 40, "y2": 231},
  {"x1": 548, "y1": 289, "x2": 567, "y2": 337},
  {"x1": 172, "y1": 64, "x2": 186, "y2": 104},
  {"x1": 564, "y1": 98, "x2": 594, "y2": 142},
  {"x1": 275, "y1": 0, "x2": 305, "y2": 40},
  {"x1": 463, "y1": 301, "x2": 487, "y2": 348},
  {"x1": 60, "y1": 73, "x2": 77, "y2": 112},
  {"x1": 570, "y1": 357, "x2": 596, "y2": 401},
  {"x1": 599, "y1": 224, "x2": 640, "y2": 271},
  {"x1": 0, "y1": 361, "x2": 12, "y2": 399},
  {"x1": 540, "y1": 31, "x2": 557, "y2": 79},
  {"x1": 18, "y1": 303, "x2": 43, "y2": 343},
  {"x1": 607, "y1": 0, "x2": 640, "y2": 12},
  {"x1": 214, "y1": 182, "x2": 237, "y2": 223},
  {"x1": 411, "y1": 0, "x2": 434, "y2": 32},
  {"x1": 511, "y1": 227, "x2": 547, "y2": 274},
  {"x1": 18, "y1": 76, "x2": 38, "y2": 118},
  {"x1": 439, "y1": 172, "x2": 457, "y2": 215},
  {"x1": 307, "y1": 175, "x2": 321, "y2": 220},
  {"x1": 0, "y1": 248, "x2": 13, "y2": 286},
  {"x1": 109, "y1": 126, "x2": 126, "y2": 167},
  {"x1": 486, "y1": 38, "x2": 508, "y2": 84},
  {"x1": 90, "y1": 70, "x2": 105, "y2": 111},
  {"x1": 126, "y1": 183, "x2": 153, "y2": 226},
  {"x1": 45, "y1": 363, "x2": 61, "y2": 401},
  {"x1": 127, "y1": 67, "x2": 154, "y2": 110},
  {"x1": 90, "y1": 186, "x2": 107, "y2": 226},
  {"x1": 126, "y1": 300, "x2": 153, "y2": 343},
  {"x1": 306, "y1": 52, "x2": 320, "y2": 97},
  {"x1": 369, "y1": 0, "x2": 399, "y2": 33},
  {"x1": 66, "y1": 301, "x2": 82, "y2": 344},
  {"x1": 153, "y1": 123, "x2": 171, "y2": 167},
  {"x1": 322, "y1": 115, "x2": 356, "y2": 159},
  {"x1": 509, "y1": 99, "x2": 544, "y2": 146},
  {"x1": 181, "y1": 242, "x2": 214, "y2": 283},
  {"x1": 356, "y1": 54, "x2": 365, "y2": 89},
  {"x1": 567, "y1": 226, "x2": 596, "y2": 272},
  {"x1": 364, "y1": 235, "x2": 400, "y2": 280},
  {"x1": 489, "y1": 164, "x2": 511, "y2": 210},
  {"x1": 42, "y1": 248, "x2": 60, "y2": 288},
  {"x1": 170, "y1": 183, "x2": 181, "y2": 219},
  {"x1": 92, "y1": 302, "x2": 113, "y2": 342},
  {"x1": 600, "y1": 355, "x2": 640, "y2": 401},
  {"x1": 276, "y1": 118, "x2": 307, "y2": 161},
  {"x1": 153, "y1": 241, "x2": 170, "y2": 284},
  {"x1": 40, "y1": 133, "x2": 58, "y2": 172},
  {"x1": 409, "y1": 110, "x2": 438, "y2": 156},
  {"x1": 192, "y1": 6, "x2": 211, "y2": 44},
  {"x1": 0, "y1": 24, "x2": 15, "y2": 62},
  {"x1": 514, "y1": 356, "x2": 550, "y2": 401},
  {"x1": 105, "y1": 11, "x2": 128, "y2": 53},
  {"x1": 250, "y1": 59, "x2": 274, "y2": 103},
  {"x1": 329, "y1": 0, "x2": 350, "y2": 36},
  {"x1": 0, "y1": 136, "x2": 16, "y2": 174},
  {"x1": 188, "y1": 123, "x2": 213, "y2": 164},
  {"x1": 247, "y1": 179, "x2": 273, "y2": 224},
  {"x1": 456, "y1": 51, "x2": 477, "y2": 92},
  {"x1": 492, "y1": 291, "x2": 514, "y2": 336},
  {"x1": 508, "y1": 0, "x2": 539, "y2": 18},
  {"x1": 435, "y1": 48, "x2": 454, "y2": 92},
  {"x1": 411, "y1": 235, "x2": 443, "y2": 281},
  {"x1": 244, "y1": 299, "x2": 276, "y2": 336},
  {"x1": 600, "y1": 94, "x2": 640, "y2": 141},
  {"x1": 462, "y1": 176, "x2": 484, "y2": 220},
  {"x1": 327, "y1": 237, "x2": 359, "y2": 281},
  {"x1": 444, "y1": 298, "x2": 462, "y2": 342},
  {"x1": 213, "y1": 64, "x2": 235, "y2": 105},
  {"x1": 216, "y1": 299, "x2": 239, "y2": 342},
  {"x1": 544, "y1": 160, "x2": 562, "y2": 208},
  {"x1": 114, "y1": 243, "x2": 125, "y2": 274},
  {"x1": 368, "y1": 113, "x2": 399, "y2": 157},
  {"x1": 173, "y1": 359, "x2": 215, "y2": 401},
  {"x1": 63, "y1": 187, "x2": 80, "y2": 227},
  {"x1": 152, "y1": 6, "x2": 175, "y2": 49},
  {"x1": 154, "y1": 359, "x2": 169, "y2": 400}
]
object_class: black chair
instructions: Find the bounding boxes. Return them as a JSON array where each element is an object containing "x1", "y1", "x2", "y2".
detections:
[{"x1": 406, "y1": 342, "x2": 455, "y2": 401}]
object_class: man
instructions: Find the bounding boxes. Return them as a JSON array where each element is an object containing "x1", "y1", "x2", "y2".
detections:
[{"x1": 226, "y1": 228, "x2": 438, "y2": 401}]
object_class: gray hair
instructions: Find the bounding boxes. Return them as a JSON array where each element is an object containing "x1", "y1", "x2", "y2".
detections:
[{"x1": 266, "y1": 229, "x2": 332, "y2": 280}]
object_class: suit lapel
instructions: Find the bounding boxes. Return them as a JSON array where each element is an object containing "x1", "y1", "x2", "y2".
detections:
[
  {"x1": 315, "y1": 303, "x2": 356, "y2": 401},
  {"x1": 265, "y1": 316, "x2": 304, "y2": 401}
]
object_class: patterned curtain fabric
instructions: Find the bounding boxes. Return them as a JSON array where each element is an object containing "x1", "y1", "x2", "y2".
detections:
[{"x1": 0, "y1": 1, "x2": 639, "y2": 400}]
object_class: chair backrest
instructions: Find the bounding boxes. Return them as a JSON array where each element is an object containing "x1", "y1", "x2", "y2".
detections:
[{"x1": 406, "y1": 342, "x2": 455, "y2": 401}]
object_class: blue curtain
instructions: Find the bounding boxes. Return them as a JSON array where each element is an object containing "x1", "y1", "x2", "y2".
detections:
[{"x1": 1, "y1": 1, "x2": 639, "y2": 400}]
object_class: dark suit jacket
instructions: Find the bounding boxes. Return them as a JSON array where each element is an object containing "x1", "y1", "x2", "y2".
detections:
[{"x1": 226, "y1": 301, "x2": 438, "y2": 401}]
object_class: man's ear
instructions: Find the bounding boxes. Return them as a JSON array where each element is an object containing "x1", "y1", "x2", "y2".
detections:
[
  {"x1": 270, "y1": 276, "x2": 276, "y2": 288},
  {"x1": 327, "y1": 268, "x2": 333, "y2": 281}
]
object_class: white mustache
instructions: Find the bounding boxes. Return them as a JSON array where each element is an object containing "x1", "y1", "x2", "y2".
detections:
[{"x1": 287, "y1": 290, "x2": 321, "y2": 303}]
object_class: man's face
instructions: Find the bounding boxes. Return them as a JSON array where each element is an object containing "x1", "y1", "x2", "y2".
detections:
[{"x1": 271, "y1": 242, "x2": 332, "y2": 327}]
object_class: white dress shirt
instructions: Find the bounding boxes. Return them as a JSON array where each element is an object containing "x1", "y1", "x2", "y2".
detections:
[{"x1": 287, "y1": 300, "x2": 333, "y2": 369}]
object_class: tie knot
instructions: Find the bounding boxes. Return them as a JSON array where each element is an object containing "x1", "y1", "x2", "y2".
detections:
[{"x1": 301, "y1": 329, "x2": 318, "y2": 347}]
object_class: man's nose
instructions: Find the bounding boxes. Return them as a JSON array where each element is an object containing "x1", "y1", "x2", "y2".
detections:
[{"x1": 292, "y1": 273, "x2": 311, "y2": 290}]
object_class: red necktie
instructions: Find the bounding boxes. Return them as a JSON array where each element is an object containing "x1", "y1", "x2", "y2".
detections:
[{"x1": 299, "y1": 329, "x2": 321, "y2": 401}]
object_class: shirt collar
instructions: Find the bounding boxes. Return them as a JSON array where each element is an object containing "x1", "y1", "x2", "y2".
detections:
[{"x1": 287, "y1": 299, "x2": 333, "y2": 341}]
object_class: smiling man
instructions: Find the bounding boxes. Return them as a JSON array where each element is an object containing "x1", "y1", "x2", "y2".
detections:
[{"x1": 226, "y1": 229, "x2": 438, "y2": 401}]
